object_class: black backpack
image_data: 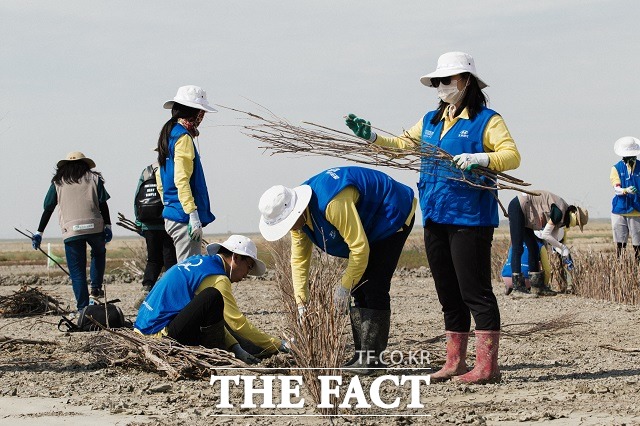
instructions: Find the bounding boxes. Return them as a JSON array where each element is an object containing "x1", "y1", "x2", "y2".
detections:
[
  {"x1": 58, "y1": 300, "x2": 130, "y2": 332},
  {"x1": 134, "y1": 163, "x2": 164, "y2": 224}
]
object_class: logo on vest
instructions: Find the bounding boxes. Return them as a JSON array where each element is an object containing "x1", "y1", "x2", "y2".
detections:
[
  {"x1": 329, "y1": 230, "x2": 337, "y2": 239},
  {"x1": 178, "y1": 258, "x2": 203, "y2": 271},
  {"x1": 424, "y1": 130, "x2": 435, "y2": 139},
  {"x1": 72, "y1": 223, "x2": 95, "y2": 231},
  {"x1": 458, "y1": 130, "x2": 469, "y2": 138},
  {"x1": 326, "y1": 168, "x2": 341, "y2": 180}
]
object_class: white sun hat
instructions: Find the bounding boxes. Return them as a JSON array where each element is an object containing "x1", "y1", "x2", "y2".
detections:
[
  {"x1": 206, "y1": 235, "x2": 266, "y2": 276},
  {"x1": 420, "y1": 51, "x2": 488, "y2": 89},
  {"x1": 163, "y1": 85, "x2": 217, "y2": 113},
  {"x1": 258, "y1": 184, "x2": 313, "y2": 242},
  {"x1": 614, "y1": 136, "x2": 640, "y2": 157},
  {"x1": 56, "y1": 151, "x2": 96, "y2": 169}
]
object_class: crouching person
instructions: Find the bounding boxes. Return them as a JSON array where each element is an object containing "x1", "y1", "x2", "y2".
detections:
[{"x1": 134, "y1": 235, "x2": 280, "y2": 364}]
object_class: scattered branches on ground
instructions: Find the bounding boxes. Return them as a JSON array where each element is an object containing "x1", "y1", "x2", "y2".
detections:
[
  {"x1": 0, "y1": 286, "x2": 70, "y2": 317},
  {"x1": 501, "y1": 313, "x2": 582, "y2": 337}
]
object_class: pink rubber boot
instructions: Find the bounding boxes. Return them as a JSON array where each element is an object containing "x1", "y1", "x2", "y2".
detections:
[
  {"x1": 430, "y1": 331, "x2": 469, "y2": 382},
  {"x1": 452, "y1": 330, "x2": 501, "y2": 384}
]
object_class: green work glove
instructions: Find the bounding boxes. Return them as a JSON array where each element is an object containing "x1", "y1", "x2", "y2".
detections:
[{"x1": 345, "y1": 113, "x2": 372, "y2": 140}]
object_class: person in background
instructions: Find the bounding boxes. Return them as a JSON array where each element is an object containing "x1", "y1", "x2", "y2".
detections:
[
  {"x1": 32, "y1": 152, "x2": 112, "y2": 311},
  {"x1": 345, "y1": 52, "x2": 519, "y2": 384},
  {"x1": 156, "y1": 85, "x2": 216, "y2": 261},
  {"x1": 508, "y1": 190, "x2": 588, "y2": 297},
  {"x1": 134, "y1": 235, "x2": 287, "y2": 363},
  {"x1": 610, "y1": 136, "x2": 640, "y2": 259},
  {"x1": 501, "y1": 234, "x2": 555, "y2": 295},
  {"x1": 258, "y1": 166, "x2": 416, "y2": 375},
  {"x1": 134, "y1": 162, "x2": 177, "y2": 294}
]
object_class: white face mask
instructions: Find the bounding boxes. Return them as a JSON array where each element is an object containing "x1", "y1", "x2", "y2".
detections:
[{"x1": 437, "y1": 78, "x2": 468, "y2": 104}]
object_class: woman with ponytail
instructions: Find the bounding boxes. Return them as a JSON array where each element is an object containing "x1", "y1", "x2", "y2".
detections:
[{"x1": 156, "y1": 85, "x2": 217, "y2": 261}]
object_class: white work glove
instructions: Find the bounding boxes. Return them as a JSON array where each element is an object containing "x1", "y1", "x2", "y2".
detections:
[
  {"x1": 297, "y1": 305, "x2": 307, "y2": 322},
  {"x1": 452, "y1": 152, "x2": 489, "y2": 171},
  {"x1": 560, "y1": 245, "x2": 571, "y2": 258},
  {"x1": 187, "y1": 211, "x2": 203, "y2": 242},
  {"x1": 615, "y1": 186, "x2": 637, "y2": 195},
  {"x1": 230, "y1": 344, "x2": 260, "y2": 364},
  {"x1": 333, "y1": 285, "x2": 351, "y2": 315}
]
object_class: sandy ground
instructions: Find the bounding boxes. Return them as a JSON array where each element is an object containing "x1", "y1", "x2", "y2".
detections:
[{"x1": 1, "y1": 223, "x2": 639, "y2": 425}]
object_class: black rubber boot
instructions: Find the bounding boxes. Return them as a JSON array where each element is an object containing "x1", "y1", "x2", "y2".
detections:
[
  {"x1": 199, "y1": 320, "x2": 226, "y2": 349},
  {"x1": 343, "y1": 307, "x2": 363, "y2": 367},
  {"x1": 345, "y1": 308, "x2": 390, "y2": 376},
  {"x1": 529, "y1": 271, "x2": 556, "y2": 296},
  {"x1": 511, "y1": 273, "x2": 536, "y2": 298}
]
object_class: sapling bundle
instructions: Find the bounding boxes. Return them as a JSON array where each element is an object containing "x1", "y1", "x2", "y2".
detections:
[{"x1": 268, "y1": 237, "x2": 349, "y2": 416}]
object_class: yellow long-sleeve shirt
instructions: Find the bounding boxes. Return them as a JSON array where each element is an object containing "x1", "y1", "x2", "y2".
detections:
[
  {"x1": 290, "y1": 186, "x2": 417, "y2": 304},
  {"x1": 373, "y1": 107, "x2": 520, "y2": 172},
  {"x1": 155, "y1": 134, "x2": 198, "y2": 214}
]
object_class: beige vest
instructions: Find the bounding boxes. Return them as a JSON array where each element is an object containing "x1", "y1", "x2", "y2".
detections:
[
  {"x1": 56, "y1": 174, "x2": 104, "y2": 240},
  {"x1": 517, "y1": 190, "x2": 568, "y2": 230}
]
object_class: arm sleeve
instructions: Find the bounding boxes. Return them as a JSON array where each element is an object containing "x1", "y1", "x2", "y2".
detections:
[
  {"x1": 540, "y1": 221, "x2": 565, "y2": 250},
  {"x1": 210, "y1": 276, "x2": 280, "y2": 354},
  {"x1": 291, "y1": 228, "x2": 313, "y2": 305},
  {"x1": 610, "y1": 166, "x2": 622, "y2": 187},
  {"x1": 155, "y1": 167, "x2": 164, "y2": 202},
  {"x1": 174, "y1": 135, "x2": 196, "y2": 214},
  {"x1": 325, "y1": 187, "x2": 369, "y2": 289},
  {"x1": 482, "y1": 115, "x2": 521, "y2": 172},
  {"x1": 38, "y1": 184, "x2": 58, "y2": 232},
  {"x1": 372, "y1": 119, "x2": 423, "y2": 150}
]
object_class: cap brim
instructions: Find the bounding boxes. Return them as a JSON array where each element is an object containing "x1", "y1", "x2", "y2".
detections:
[
  {"x1": 163, "y1": 100, "x2": 218, "y2": 113},
  {"x1": 259, "y1": 185, "x2": 312, "y2": 242},
  {"x1": 56, "y1": 158, "x2": 96, "y2": 169},
  {"x1": 420, "y1": 71, "x2": 488, "y2": 89}
]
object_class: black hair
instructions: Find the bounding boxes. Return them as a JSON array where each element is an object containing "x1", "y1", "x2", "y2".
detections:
[
  {"x1": 216, "y1": 246, "x2": 249, "y2": 261},
  {"x1": 52, "y1": 161, "x2": 102, "y2": 185},
  {"x1": 157, "y1": 103, "x2": 203, "y2": 167},
  {"x1": 430, "y1": 73, "x2": 488, "y2": 125}
]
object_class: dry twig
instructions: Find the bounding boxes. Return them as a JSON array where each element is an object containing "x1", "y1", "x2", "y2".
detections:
[{"x1": 0, "y1": 286, "x2": 70, "y2": 317}]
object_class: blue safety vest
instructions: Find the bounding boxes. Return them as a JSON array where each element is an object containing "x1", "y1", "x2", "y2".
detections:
[
  {"x1": 611, "y1": 160, "x2": 640, "y2": 214},
  {"x1": 501, "y1": 240, "x2": 544, "y2": 278},
  {"x1": 160, "y1": 124, "x2": 215, "y2": 225},
  {"x1": 302, "y1": 166, "x2": 414, "y2": 258},
  {"x1": 134, "y1": 255, "x2": 226, "y2": 334},
  {"x1": 418, "y1": 107, "x2": 498, "y2": 227}
]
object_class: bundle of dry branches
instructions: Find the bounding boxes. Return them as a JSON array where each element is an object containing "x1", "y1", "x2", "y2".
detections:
[
  {"x1": 89, "y1": 326, "x2": 252, "y2": 380},
  {"x1": 222, "y1": 104, "x2": 537, "y2": 215},
  {"x1": 0, "y1": 286, "x2": 70, "y2": 317},
  {"x1": 269, "y1": 237, "x2": 349, "y2": 416}
]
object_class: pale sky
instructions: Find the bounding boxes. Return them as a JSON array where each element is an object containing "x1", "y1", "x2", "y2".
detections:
[{"x1": 1, "y1": 0, "x2": 638, "y2": 240}]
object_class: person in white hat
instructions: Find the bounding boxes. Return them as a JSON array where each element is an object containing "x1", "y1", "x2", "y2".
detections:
[
  {"x1": 31, "y1": 152, "x2": 112, "y2": 312},
  {"x1": 259, "y1": 166, "x2": 417, "y2": 375},
  {"x1": 134, "y1": 234, "x2": 287, "y2": 363},
  {"x1": 507, "y1": 190, "x2": 588, "y2": 298},
  {"x1": 156, "y1": 85, "x2": 217, "y2": 262},
  {"x1": 610, "y1": 136, "x2": 640, "y2": 259},
  {"x1": 344, "y1": 52, "x2": 521, "y2": 385}
]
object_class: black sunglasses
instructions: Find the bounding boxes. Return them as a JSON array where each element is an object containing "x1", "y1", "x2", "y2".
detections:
[{"x1": 430, "y1": 77, "x2": 452, "y2": 88}]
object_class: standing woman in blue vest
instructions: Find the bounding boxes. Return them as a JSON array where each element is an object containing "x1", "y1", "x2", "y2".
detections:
[
  {"x1": 31, "y1": 152, "x2": 112, "y2": 311},
  {"x1": 610, "y1": 136, "x2": 640, "y2": 259},
  {"x1": 156, "y1": 85, "x2": 216, "y2": 262},
  {"x1": 258, "y1": 166, "x2": 417, "y2": 375},
  {"x1": 345, "y1": 52, "x2": 520, "y2": 384}
]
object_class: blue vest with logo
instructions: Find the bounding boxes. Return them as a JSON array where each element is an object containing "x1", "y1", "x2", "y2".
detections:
[
  {"x1": 418, "y1": 107, "x2": 498, "y2": 227},
  {"x1": 611, "y1": 160, "x2": 640, "y2": 214},
  {"x1": 301, "y1": 166, "x2": 414, "y2": 258},
  {"x1": 160, "y1": 124, "x2": 215, "y2": 225},
  {"x1": 134, "y1": 255, "x2": 226, "y2": 334}
]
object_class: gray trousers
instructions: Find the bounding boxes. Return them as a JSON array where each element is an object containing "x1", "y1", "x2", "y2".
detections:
[{"x1": 165, "y1": 219, "x2": 202, "y2": 262}]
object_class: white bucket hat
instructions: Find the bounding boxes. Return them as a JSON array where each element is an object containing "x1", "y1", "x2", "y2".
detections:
[
  {"x1": 206, "y1": 235, "x2": 266, "y2": 276},
  {"x1": 258, "y1": 185, "x2": 313, "y2": 242},
  {"x1": 163, "y1": 85, "x2": 218, "y2": 113},
  {"x1": 420, "y1": 51, "x2": 488, "y2": 89},
  {"x1": 614, "y1": 136, "x2": 640, "y2": 157},
  {"x1": 56, "y1": 151, "x2": 96, "y2": 169}
]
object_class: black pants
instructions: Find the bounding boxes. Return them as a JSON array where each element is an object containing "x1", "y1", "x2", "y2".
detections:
[
  {"x1": 352, "y1": 215, "x2": 415, "y2": 311},
  {"x1": 507, "y1": 197, "x2": 541, "y2": 274},
  {"x1": 142, "y1": 229, "x2": 177, "y2": 288},
  {"x1": 166, "y1": 287, "x2": 224, "y2": 346},
  {"x1": 424, "y1": 222, "x2": 500, "y2": 331}
]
